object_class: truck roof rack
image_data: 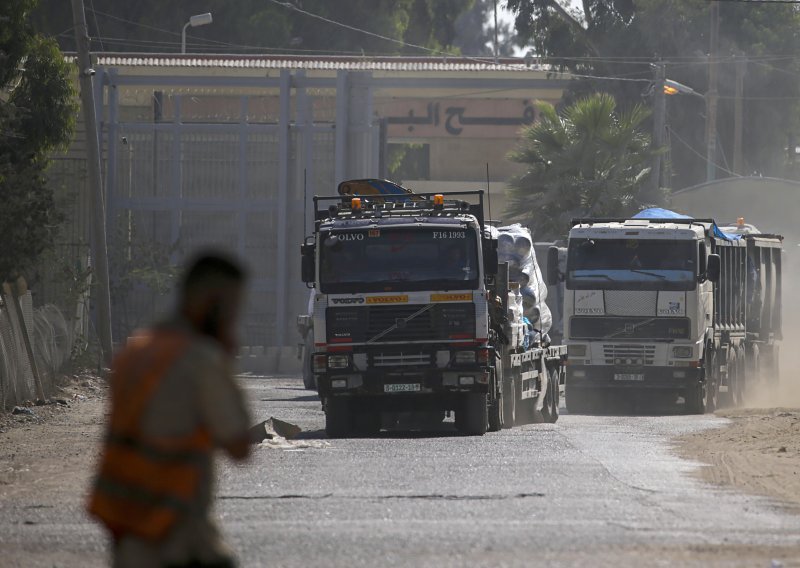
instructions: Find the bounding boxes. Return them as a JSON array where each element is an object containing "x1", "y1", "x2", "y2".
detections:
[
  {"x1": 570, "y1": 217, "x2": 783, "y2": 242},
  {"x1": 570, "y1": 217, "x2": 716, "y2": 227},
  {"x1": 314, "y1": 189, "x2": 486, "y2": 230}
]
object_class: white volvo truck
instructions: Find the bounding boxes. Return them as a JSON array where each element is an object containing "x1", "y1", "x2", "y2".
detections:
[
  {"x1": 301, "y1": 179, "x2": 565, "y2": 437},
  {"x1": 548, "y1": 212, "x2": 782, "y2": 414}
]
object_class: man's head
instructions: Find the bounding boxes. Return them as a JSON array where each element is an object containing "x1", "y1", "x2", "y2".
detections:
[{"x1": 179, "y1": 251, "x2": 247, "y2": 351}]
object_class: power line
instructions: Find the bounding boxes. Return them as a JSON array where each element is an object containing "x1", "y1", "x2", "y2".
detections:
[
  {"x1": 266, "y1": 0, "x2": 443, "y2": 56},
  {"x1": 88, "y1": 0, "x2": 104, "y2": 51},
  {"x1": 667, "y1": 125, "x2": 741, "y2": 178}
]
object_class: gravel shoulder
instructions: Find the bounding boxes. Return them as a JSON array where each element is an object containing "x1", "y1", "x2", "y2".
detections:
[{"x1": 677, "y1": 407, "x2": 800, "y2": 511}]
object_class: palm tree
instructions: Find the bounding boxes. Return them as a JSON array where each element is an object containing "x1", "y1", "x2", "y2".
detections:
[{"x1": 506, "y1": 93, "x2": 655, "y2": 240}]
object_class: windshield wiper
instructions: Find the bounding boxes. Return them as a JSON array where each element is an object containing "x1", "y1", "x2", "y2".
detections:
[
  {"x1": 571, "y1": 273, "x2": 617, "y2": 282},
  {"x1": 629, "y1": 269, "x2": 667, "y2": 280},
  {"x1": 366, "y1": 303, "x2": 435, "y2": 344}
]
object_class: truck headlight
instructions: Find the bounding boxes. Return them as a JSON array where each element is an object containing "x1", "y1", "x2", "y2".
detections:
[
  {"x1": 568, "y1": 344, "x2": 587, "y2": 358},
  {"x1": 454, "y1": 351, "x2": 476, "y2": 364},
  {"x1": 672, "y1": 346, "x2": 692, "y2": 358},
  {"x1": 328, "y1": 354, "x2": 351, "y2": 369}
]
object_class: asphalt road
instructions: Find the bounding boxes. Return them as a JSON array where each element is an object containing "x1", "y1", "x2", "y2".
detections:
[
  {"x1": 3, "y1": 375, "x2": 800, "y2": 567},
  {"x1": 220, "y1": 376, "x2": 800, "y2": 567}
]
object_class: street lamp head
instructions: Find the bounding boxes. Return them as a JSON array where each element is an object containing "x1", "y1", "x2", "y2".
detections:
[
  {"x1": 189, "y1": 13, "x2": 213, "y2": 27},
  {"x1": 664, "y1": 79, "x2": 701, "y2": 97}
]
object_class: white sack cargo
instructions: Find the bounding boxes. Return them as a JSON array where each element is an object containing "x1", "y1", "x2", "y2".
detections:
[{"x1": 496, "y1": 224, "x2": 552, "y2": 335}]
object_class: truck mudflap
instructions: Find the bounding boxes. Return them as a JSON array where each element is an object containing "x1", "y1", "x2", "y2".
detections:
[{"x1": 567, "y1": 365, "x2": 703, "y2": 390}]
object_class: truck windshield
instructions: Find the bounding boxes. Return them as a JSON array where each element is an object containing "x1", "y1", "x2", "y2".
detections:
[
  {"x1": 566, "y1": 238, "x2": 697, "y2": 291},
  {"x1": 319, "y1": 227, "x2": 480, "y2": 293}
]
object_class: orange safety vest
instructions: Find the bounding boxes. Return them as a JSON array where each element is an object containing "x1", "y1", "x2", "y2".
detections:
[{"x1": 87, "y1": 329, "x2": 212, "y2": 541}]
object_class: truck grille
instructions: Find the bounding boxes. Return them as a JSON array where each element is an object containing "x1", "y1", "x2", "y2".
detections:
[
  {"x1": 373, "y1": 352, "x2": 432, "y2": 367},
  {"x1": 570, "y1": 316, "x2": 690, "y2": 340},
  {"x1": 327, "y1": 303, "x2": 475, "y2": 344},
  {"x1": 603, "y1": 344, "x2": 656, "y2": 365}
]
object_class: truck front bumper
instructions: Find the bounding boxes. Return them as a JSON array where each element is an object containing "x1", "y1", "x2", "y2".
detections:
[
  {"x1": 567, "y1": 364, "x2": 704, "y2": 392},
  {"x1": 316, "y1": 367, "x2": 490, "y2": 398}
]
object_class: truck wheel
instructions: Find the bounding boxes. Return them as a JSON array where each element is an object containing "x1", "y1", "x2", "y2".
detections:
[
  {"x1": 705, "y1": 352, "x2": 719, "y2": 413},
  {"x1": 302, "y1": 334, "x2": 316, "y2": 390},
  {"x1": 502, "y1": 375, "x2": 516, "y2": 429},
  {"x1": 541, "y1": 368, "x2": 560, "y2": 424},
  {"x1": 456, "y1": 393, "x2": 488, "y2": 436},
  {"x1": 487, "y1": 365, "x2": 503, "y2": 432},
  {"x1": 353, "y1": 410, "x2": 381, "y2": 437},
  {"x1": 732, "y1": 348, "x2": 745, "y2": 407},
  {"x1": 565, "y1": 385, "x2": 592, "y2": 414},
  {"x1": 684, "y1": 384, "x2": 706, "y2": 414},
  {"x1": 325, "y1": 397, "x2": 352, "y2": 438}
]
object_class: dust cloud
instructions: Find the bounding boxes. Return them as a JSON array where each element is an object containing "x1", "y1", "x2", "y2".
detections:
[{"x1": 744, "y1": 232, "x2": 800, "y2": 409}]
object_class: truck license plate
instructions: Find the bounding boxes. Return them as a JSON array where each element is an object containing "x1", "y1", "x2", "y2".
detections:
[
  {"x1": 384, "y1": 383, "x2": 421, "y2": 393},
  {"x1": 614, "y1": 373, "x2": 644, "y2": 382}
]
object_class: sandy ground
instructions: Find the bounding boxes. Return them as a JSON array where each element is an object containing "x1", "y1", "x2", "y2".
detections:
[{"x1": 678, "y1": 407, "x2": 800, "y2": 511}]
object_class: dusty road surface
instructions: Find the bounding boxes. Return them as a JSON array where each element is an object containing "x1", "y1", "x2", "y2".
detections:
[{"x1": 3, "y1": 376, "x2": 800, "y2": 568}]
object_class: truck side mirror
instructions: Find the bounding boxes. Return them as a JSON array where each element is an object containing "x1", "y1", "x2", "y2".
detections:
[
  {"x1": 706, "y1": 253, "x2": 721, "y2": 283},
  {"x1": 301, "y1": 243, "x2": 316, "y2": 284},
  {"x1": 546, "y1": 246, "x2": 561, "y2": 286}
]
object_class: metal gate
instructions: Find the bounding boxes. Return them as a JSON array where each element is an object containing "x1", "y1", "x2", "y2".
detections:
[{"x1": 98, "y1": 69, "x2": 379, "y2": 347}]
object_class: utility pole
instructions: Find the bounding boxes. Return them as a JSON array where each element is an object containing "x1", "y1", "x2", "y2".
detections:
[
  {"x1": 493, "y1": 0, "x2": 499, "y2": 64},
  {"x1": 648, "y1": 61, "x2": 666, "y2": 204},
  {"x1": 706, "y1": 1, "x2": 720, "y2": 181},
  {"x1": 71, "y1": 0, "x2": 114, "y2": 366},
  {"x1": 733, "y1": 54, "x2": 746, "y2": 176}
]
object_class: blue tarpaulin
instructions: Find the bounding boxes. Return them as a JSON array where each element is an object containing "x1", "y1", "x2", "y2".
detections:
[{"x1": 633, "y1": 208, "x2": 740, "y2": 240}]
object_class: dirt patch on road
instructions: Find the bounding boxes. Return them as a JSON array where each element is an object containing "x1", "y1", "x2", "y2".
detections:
[
  {"x1": 0, "y1": 373, "x2": 106, "y2": 500},
  {"x1": 678, "y1": 407, "x2": 800, "y2": 509}
]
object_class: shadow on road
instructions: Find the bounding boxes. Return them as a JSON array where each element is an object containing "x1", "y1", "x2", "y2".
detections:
[{"x1": 261, "y1": 395, "x2": 320, "y2": 403}]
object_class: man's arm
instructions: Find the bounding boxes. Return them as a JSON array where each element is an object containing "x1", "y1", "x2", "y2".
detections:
[{"x1": 196, "y1": 347, "x2": 252, "y2": 461}]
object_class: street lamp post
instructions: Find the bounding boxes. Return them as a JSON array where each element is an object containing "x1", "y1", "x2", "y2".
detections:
[
  {"x1": 181, "y1": 12, "x2": 213, "y2": 54},
  {"x1": 662, "y1": 78, "x2": 718, "y2": 182}
]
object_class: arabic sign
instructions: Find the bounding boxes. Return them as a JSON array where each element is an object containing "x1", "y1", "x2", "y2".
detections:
[{"x1": 384, "y1": 98, "x2": 544, "y2": 138}]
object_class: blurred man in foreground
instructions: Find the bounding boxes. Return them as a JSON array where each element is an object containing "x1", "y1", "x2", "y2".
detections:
[{"x1": 88, "y1": 252, "x2": 251, "y2": 568}]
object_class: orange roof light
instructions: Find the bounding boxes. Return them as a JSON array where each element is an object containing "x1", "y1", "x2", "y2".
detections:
[
  {"x1": 351, "y1": 197, "x2": 362, "y2": 211},
  {"x1": 737, "y1": 217, "x2": 745, "y2": 226},
  {"x1": 433, "y1": 194, "x2": 444, "y2": 208}
]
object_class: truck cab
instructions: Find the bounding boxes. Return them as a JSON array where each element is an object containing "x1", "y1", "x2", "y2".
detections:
[
  {"x1": 302, "y1": 186, "x2": 497, "y2": 436},
  {"x1": 552, "y1": 213, "x2": 782, "y2": 414}
]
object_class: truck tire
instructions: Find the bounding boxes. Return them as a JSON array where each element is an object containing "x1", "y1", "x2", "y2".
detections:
[
  {"x1": 502, "y1": 375, "x2": 517, "y2": 429},
  {"x1": 732, "y1": 348, "x2": 745, "y2": 407},
  {"x1": 325, "y1": 396, "x2": 352, "y2": 438},
  {"x1": 456, "y1": 393, "x2": 488, "y2": 436},
  {"x1": 302, "y1": 333, "x2": 316, "y2": 390},
  {"x1": 705, "y1": 351, "x2": 719, "y2": 413},
  {"x1": 687, "y1": 351, "x2": 717, "y2": 414},
  {"x1": 487, "y1": 364, "x2": 503, "y2": 432},
  {"x1": 541, "y1": 367, "x2": 560, "y2": 424},
  {"x1": 565, "y1": 384, "x2": 593, "y2": 414},
  {"x1": 354, "y1": 410, "x2": 381, "y2": 437},
  {"x1": 684, "y1": 384, "x2": 706, "y2": 414}
]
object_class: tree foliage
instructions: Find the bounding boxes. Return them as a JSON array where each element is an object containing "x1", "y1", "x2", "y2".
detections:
[
  {"x1": 506, "y1": 93, "x2": 653, "y2": 239},
  {"x1": 32, "y1": 0, "x2": 480, "y2": 56},
  {"x1": 507, "y1": 0, "x2": 800, "y2": 188},
  {"x1": 0, "y1": 0, "x2": 76, "y2": 280}
]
